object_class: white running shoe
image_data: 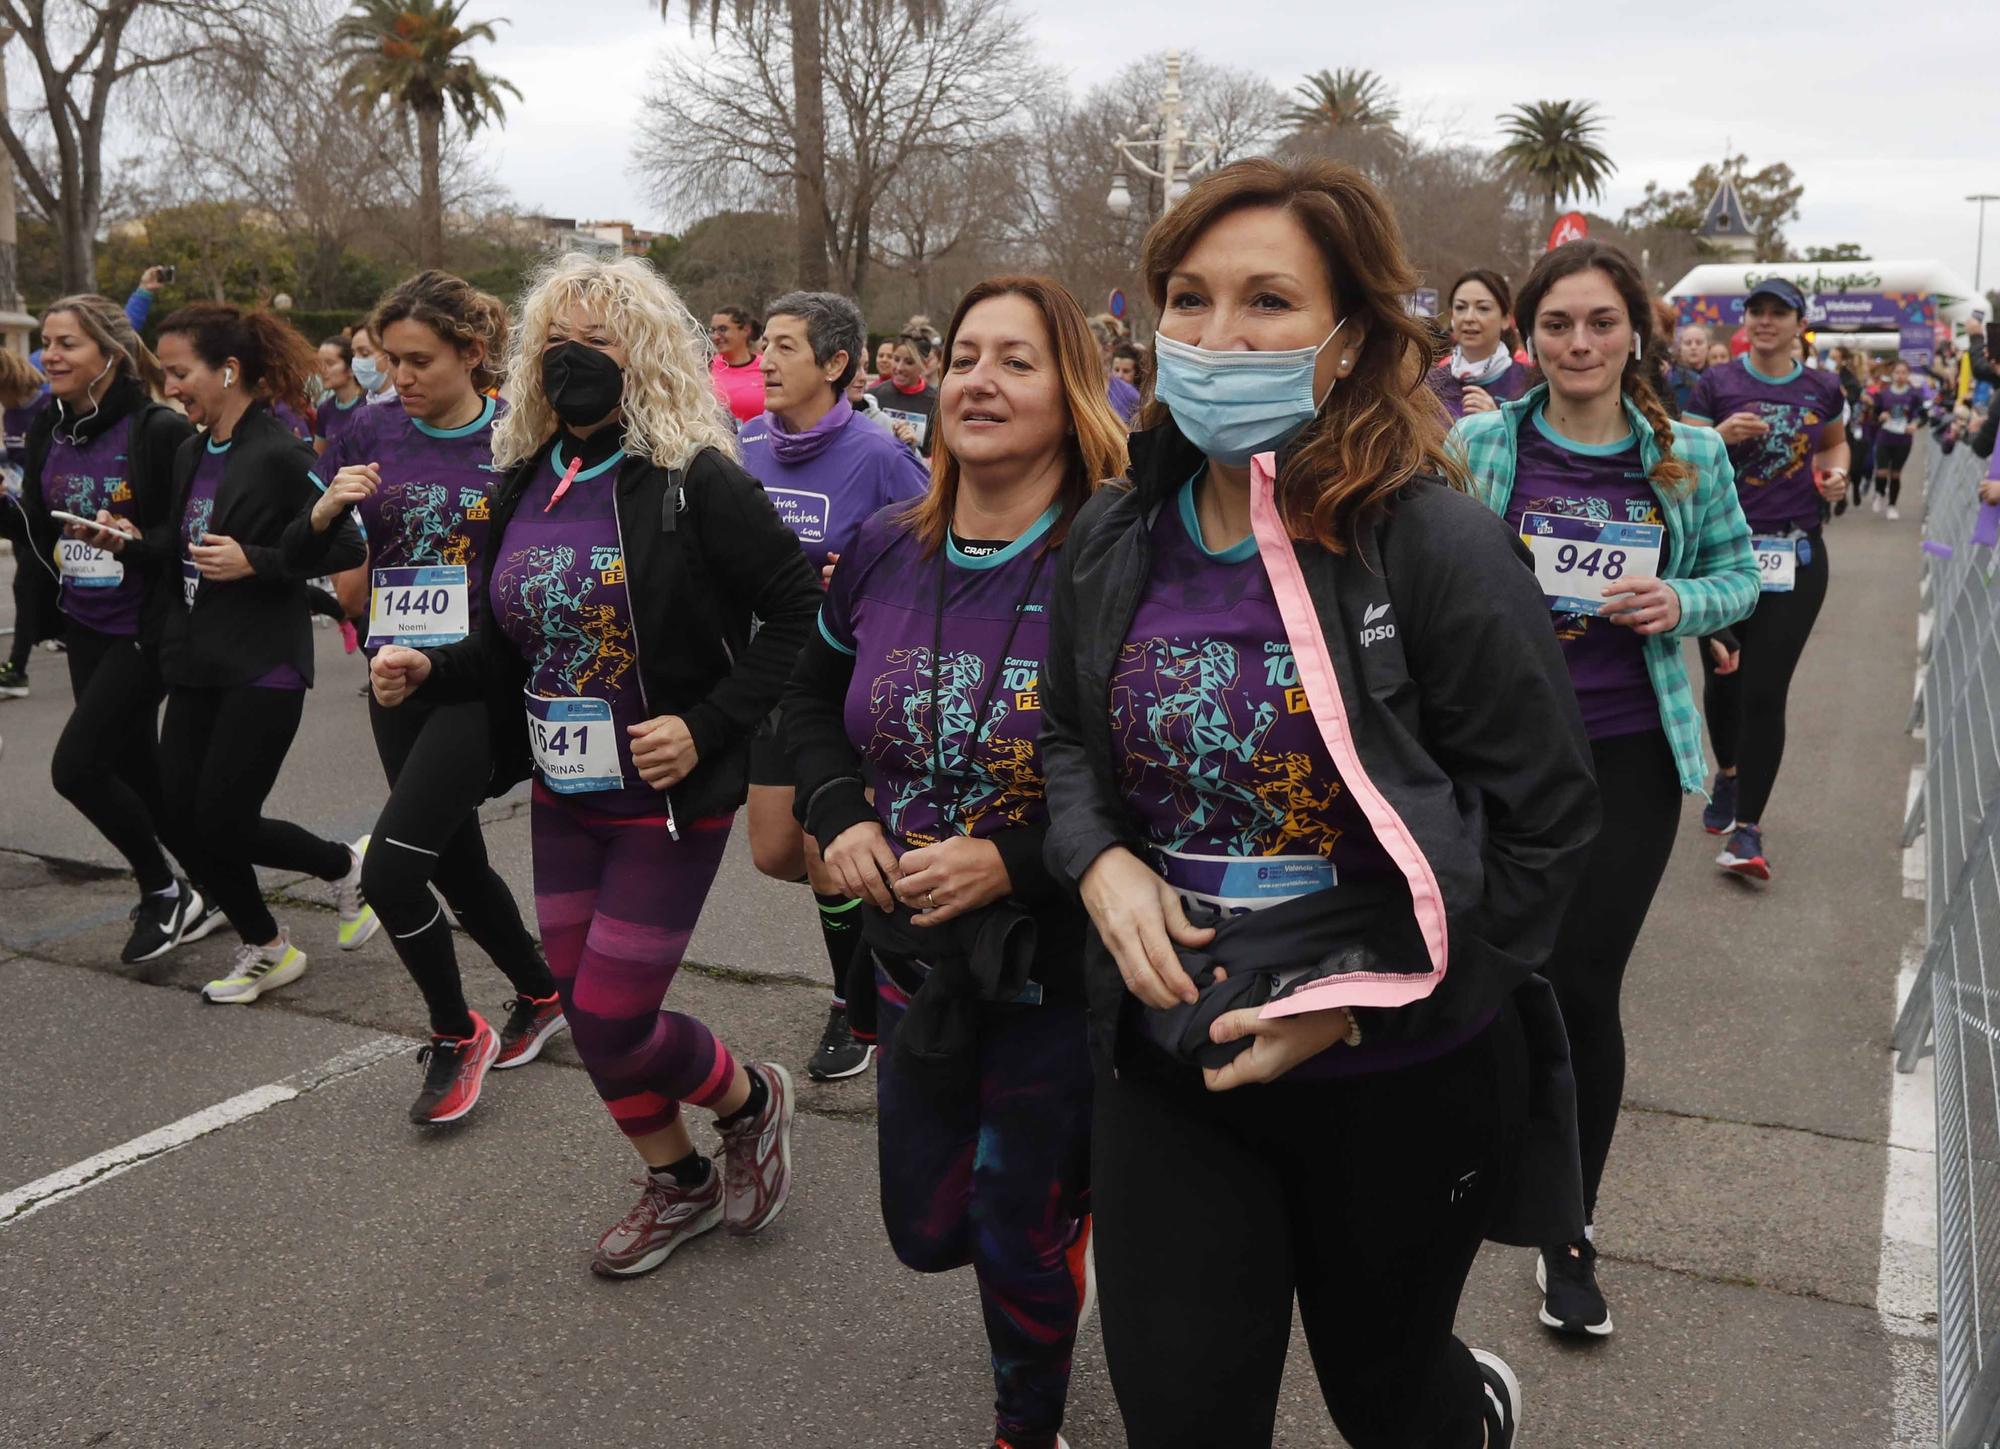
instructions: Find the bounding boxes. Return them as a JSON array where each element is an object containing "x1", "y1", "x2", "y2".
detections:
[
  {"x1": 1887, "y1": 505, "x2": 1901, "y2": 521},
  {"x1": 202, "y1": 934, "x2": 308, "y2": 1004},
  {"x1": 336, "y1": 835, "x2": 380, "y2": 951},
  {"x1": 1872, "y1": 492, "x2": 1885, "y2": 514}
]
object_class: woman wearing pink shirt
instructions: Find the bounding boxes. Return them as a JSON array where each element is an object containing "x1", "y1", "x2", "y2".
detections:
[{"x1": 709, "y1": 304, "x2": 766, "y2": 422}]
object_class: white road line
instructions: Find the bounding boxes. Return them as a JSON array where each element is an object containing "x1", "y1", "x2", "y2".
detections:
[
  {"x1": 1883, "y1": 939, "x2": 1940, "y2": 1447},
  {"x1": 1905, "y1": 767, "x2": 1929, "y2": 901},
  {"x1": 0, "y1": 1035, "x2": 410, "y2": 1227}
]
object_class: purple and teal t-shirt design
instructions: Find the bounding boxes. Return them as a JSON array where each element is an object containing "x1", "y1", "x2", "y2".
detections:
[
  {"x1": 1109, "y1": 476, "x2": 1394, "y2": 916},
  {"x1": 44, "y1": 416, "x2": 143, "y2": 637},
  {"x1": 315, "y1": 392, "x2": 369, "y2": 453},
  {"x1": 1874, "y1": 383, "x2": 1932, "y2": 436},
  {"x1": 1503, "y1": 409, "x2": 1661, "y2": 741},
  {"x1": 318, "y1": 395, "x2": 502, "y2": 648},
  {"x1": 819, "y1": 504, "x2": 1056, "y2": 850},
  {"x1": 490, "y1": 443, "x2": 651, "y2": 809},
  {"x1": 1686, "y1": 357, "x2": 1845, "y2": 532}
]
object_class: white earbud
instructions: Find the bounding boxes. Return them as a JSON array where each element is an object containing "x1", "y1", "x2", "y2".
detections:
[
  {"x1": 223, "y1": 367, "x2": 235, "y2": 388},
  {"x1": 1632, "y1": 336, "x2": 1643, "y2": 362}
]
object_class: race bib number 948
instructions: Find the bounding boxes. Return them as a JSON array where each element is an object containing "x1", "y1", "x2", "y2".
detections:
[{"x1": 1519, "y1": 512, "x2": 1665, "y2": 615}]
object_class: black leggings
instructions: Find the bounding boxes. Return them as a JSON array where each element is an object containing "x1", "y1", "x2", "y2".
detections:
[
  {"x1": 159, "y1": 683, "x2": 351, "y2": 943},
  {"x1": 1702, "y1": 528, "x2": 1829, "y2": 825},
  {"x1": 1874, "y1": 434, "x2": 1912, "y2": 504},
  {"x1": 2, "y1": 500, "x2": 56, "y2": 671},
  {"x1": 1091, "y1": 1008, "x2": 1527, "y2": 1449},
  {"x1": 1541, "y1": 729, "x2": 1680, "y2": 1224},
  {"x1": 52, "y1": 624, "x2": 184, "y2": 893},
  {"x1": 363, "y1": 694, "x2": 553, "y2": 1037}
]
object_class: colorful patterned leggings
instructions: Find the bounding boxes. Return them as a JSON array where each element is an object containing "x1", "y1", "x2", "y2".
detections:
[
  {"x1": 874, "y1": 963, "x2": 1093, "y2": 1449},
  {"x1": 531, "y1": 785, "x2": 738, "y2": 1138}
]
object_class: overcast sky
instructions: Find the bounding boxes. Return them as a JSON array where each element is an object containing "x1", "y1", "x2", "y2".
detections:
[{"x1": 475, "y1": 0, "x2": 2000, "y2": 288}]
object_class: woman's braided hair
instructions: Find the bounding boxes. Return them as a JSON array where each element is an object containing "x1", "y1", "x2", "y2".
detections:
[
  {"x1": 369, "y1": 269, "x2": 509, "y2": 393},
  {"x1": 1516, "y1": 240, "x2": 1693, "y2": 496}
]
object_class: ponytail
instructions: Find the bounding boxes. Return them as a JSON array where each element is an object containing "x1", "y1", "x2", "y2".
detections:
[{"x1": 157, "y1": 303, "x2": 317, "y2": 421}]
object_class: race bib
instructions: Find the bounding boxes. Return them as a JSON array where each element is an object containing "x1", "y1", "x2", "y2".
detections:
[
  {"x1": 180, "y1": 559, "x2": 199, "y2": 607},
  {"x1": 1882, "y1": 415, "x2": 1910, "y2": 435},
  {"x1": 58, "y1": 538, "x2": 123, "y2": 589},
  {"x1": 1752, "y1": 536, "x2": 1797, "y2": 593},
  {"x1": 881, "y1": 407, "x2": 931, "y2": 448},
  {"x1": 1519, "y1": 513, "x2": 1665, "y2": 615},
  {"x1": 526, "y1": 694, "x2": 622, "y2": 793},
  {"x1": 1157, "y1": 847, "x2": 1336, "y2": 919},
  {"x1": 366, "y1": 566, "x2": 470, "y2": 648}
]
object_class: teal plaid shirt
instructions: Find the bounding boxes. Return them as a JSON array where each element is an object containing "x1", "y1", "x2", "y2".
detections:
[{"x1": 1450, "y1": 384, "x2": 1759, "y2": 795}]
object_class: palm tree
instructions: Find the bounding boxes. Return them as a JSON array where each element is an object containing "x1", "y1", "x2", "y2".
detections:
[
  {"x1": 1495, "y1": 99, "x2": 1616, "y2": 235},
  {"x1": 657, "y1": 0, "x2": 942, "y2": 292},
  {"x1": 1283, "y1": 67, "x2": 1399, "y2": 134},
  {"x1": 334, "y1": 0, "x2": 519, "y2": 269}
]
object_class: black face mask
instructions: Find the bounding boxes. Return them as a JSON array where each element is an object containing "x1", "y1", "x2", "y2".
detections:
[{"x1": 541, "y1": 340, "x2": 624, "y2": 428}]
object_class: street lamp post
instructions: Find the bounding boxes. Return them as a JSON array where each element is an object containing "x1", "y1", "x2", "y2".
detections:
[
  {"x1": 1105, "y1": 50, "x2": 1221, "y2": 220},
  {"x1": 1970, "y1": 194, "x2": 1999, "y2": 294}
]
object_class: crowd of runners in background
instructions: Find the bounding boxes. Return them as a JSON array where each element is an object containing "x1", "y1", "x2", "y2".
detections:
[{"x1": 1, "y1": 153, "x2": 1994, "y2": 1449}]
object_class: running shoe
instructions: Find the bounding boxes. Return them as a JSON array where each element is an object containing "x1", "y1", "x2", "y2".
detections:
[
  {"x1": 1887, "y1": 506, "x2": 1902, "y2": 521},
  {"x1": 1718, "y1": 823, "x2": 1770, "y2": 880},
  {"x1": 717, "y1": 1062, "x2": 795, "y2": 1235},
  {"x1": 1701, "y1": 771, "x2": 1737, "y2": 835},
  {"x1": 335, "y1": 835, "x2": 380, "y2": 950},
  {"x1": 200, "y1": 934, "x2": 307, "y2": 1004},
  {"x1": 121, "y1": 882, "x2": 195, "y2": 964},
  {"x1": 408, "y1": 1012, "x2": 501, "y2": 1125},
  {"x1": 1067, "y1": 1213, "x2": 1096, "y2": 1323},
  {"x1": 493, "y1": 992, "x2": 567, "y2": 1069},
  {"x1": 177, "y1": 889, "x2": 227, "y2": 945},
  {"x1": 1537, "y1": 1238, "x2": 1614, "y2": 1337},
  {"x1": 0, "y1": 663, "x2": 28, "y2": 698},
  {"x1": 590, "y1": 1167, "x2": 724, "y2": 1277},
  {"x1": 806, "y1": 1002, "x2": 874, "y2": 1081},
  {"x1": 1872, "y1": 492, "x2": 1886, "y2": 514},
  {"x1": 1471, "y1": 1349, "x2": 1522, "y2": 1449}
]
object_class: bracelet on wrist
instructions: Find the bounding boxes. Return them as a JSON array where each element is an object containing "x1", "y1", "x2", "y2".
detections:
[{"x1": 1342, "y1": 1008, "x2": 1363, "y2": 1048}]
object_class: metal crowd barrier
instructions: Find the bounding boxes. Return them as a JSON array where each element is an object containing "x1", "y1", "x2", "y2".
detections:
[{"x1": 1892, "y1": 432, "x2": 2000, "y2": 1446}]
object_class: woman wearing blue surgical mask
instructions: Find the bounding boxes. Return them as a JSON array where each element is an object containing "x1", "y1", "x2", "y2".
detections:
[
  {"x1": 348, "y1": 323, "x2": 396, "y2": 405},
  {"x1": 1040, "y1": 155, "x2": 1598, "y2": 1449}
]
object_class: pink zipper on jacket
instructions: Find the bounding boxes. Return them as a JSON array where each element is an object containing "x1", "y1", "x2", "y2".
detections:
[{"x1": 1247, "y1": 451, "x2": 1449, "y2": 1018}]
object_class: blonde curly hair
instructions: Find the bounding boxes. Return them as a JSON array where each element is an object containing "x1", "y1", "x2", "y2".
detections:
[{"x1": 493, "y1": 252, "x2": 740, "y2": 471}]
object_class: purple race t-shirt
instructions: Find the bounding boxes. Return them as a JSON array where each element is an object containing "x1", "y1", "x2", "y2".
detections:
[
  {"x1": 1874, "y1": 383, "x2": 1933, "y2": 437},
  {"x1": 1503, "y1": 408, "x2": 1661, "y2": 741},
  {"x1": 182, "y1": 438, "x2": 303, "y2": 689},
  {"x1": 316, "y1": 394, "x2": 504, "y2": 645},
  {"x1": 818, "y1": 502, "x2": 1056, "y2": 850},
  {"x1": 315, "y1": 392, "x2": 370, "y2": 454},
  {"x1": 43, "y1": 415, "x2": 144, "y2": 637},
  {"x1": 489, "y1": 442, "x2": 655, "y2": 815},
  {"x1": 1686, "y1": 357, "x2": 1846, "y2": 532},
  {"x1": 737, "y1": 407, "x2": 929, "y2": 573},
  {"x1": 1111, "y1": 475, "x2": 1397, "y2": 918},
  {"x1": 1427, "y1": 358, "x2": 1531, "y2": 420}
]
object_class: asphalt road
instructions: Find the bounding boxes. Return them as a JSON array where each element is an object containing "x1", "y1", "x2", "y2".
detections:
[{"x1": 0, "y1": 473, "x2": 1938, "y2": 1447}]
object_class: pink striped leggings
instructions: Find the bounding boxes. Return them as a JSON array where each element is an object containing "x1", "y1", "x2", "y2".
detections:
[{"x1": 530, "y1": 784, "x2": 738, "y2": 1138}]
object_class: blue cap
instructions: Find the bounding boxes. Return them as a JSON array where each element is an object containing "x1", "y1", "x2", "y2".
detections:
[{"x1": 1744, "y1": 276, "x2": 1808, "y2": 316}]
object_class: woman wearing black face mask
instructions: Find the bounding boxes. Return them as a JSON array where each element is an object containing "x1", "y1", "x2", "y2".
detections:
[{"x1": 370, "y1": 254, "x2": 822, "y2": 1279}]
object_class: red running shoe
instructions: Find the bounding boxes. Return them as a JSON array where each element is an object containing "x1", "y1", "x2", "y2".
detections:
[
  {"x1": 407, "y1": 1012, "x2": 500, "y2": 1125},
  {"x1": 493, "y1": 992, "x2": 567, "y2": 1069},
  {"x1": 717, "y1": 1062, "x2": 794, "y2": 1235},
  {"x1": 590, "y1": 1169, "x2": 724, "y2": 1277}
]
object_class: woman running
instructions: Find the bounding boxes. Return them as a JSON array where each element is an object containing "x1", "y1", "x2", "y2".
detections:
[
  {"x1": 785, "y1": 275, "x2": 1122, "y2": 1449},
  {"x1": 1425, "y1": 269, "x2": 1530, "y2": 420},
  {"x1": 152, "y1": 303, "x2": 375, "y2": 1003},
  {"x1": 1684, "y1": 277, "x2": 1850, "y2": 880},
  {"x1": 1454, "y1": 239, "x2": 1758, "y2": 1339},
  {"x1": 737, "y1": 289, "x2": 928, "y2": 1082},
  {"x1": 868, "y1": 332, "x2": 941, "y2": 455},
  {"x1": 1039, "y1": 156, "x2": 1596, "y2": 1449},
  {"x1": 708, "y1": 304, "x2": 766, "y2": 423},
  {"x1": 300, "y1": 270, "x2": 563, "y2": 1125},
  {"x1": 1867, "y1": 358, "x2": 1931, "y2": 520},
  {"x1": 369, "y1": 253, "x2": 819, "y2": 1277},
  {"x1": 19, "y1": 295, "x2": 214, "y2": 962},
  {"x1": 314, "y1": 334, "x2": 369, "y2": 458}
]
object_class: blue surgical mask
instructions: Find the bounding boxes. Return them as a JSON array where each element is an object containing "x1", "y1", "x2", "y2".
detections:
[
  {"x1": 1153, "y1": 319, "x2": 1347, "y2": 466},
  {"x1": 352, "y1": 354, "x2": 385, "y2": 392}
]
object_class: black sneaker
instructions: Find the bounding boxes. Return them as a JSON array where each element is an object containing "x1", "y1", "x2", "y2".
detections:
[
  {"x1": 175, "y1": 888, "x2": 227, "y2": 945},
  {"x1": 1538, "y1": 1237, "x2": 1614, "y2": 1337},
  {"x1": 121, "y1": 883, "x2": 194, "y2": 964},
  {"x1": 0, "y1": 663, "x2": 28, "y2": 698},
  {"x1": 1701, "y1": 771, "x2": 1737, "y2": 835},
  {"x1": 1472, "y1": 1349, "x2": 1521, "y2": 1448},
  {"x1": 806, "y1": 1003, "x2": 874, "y2": 1081}
]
